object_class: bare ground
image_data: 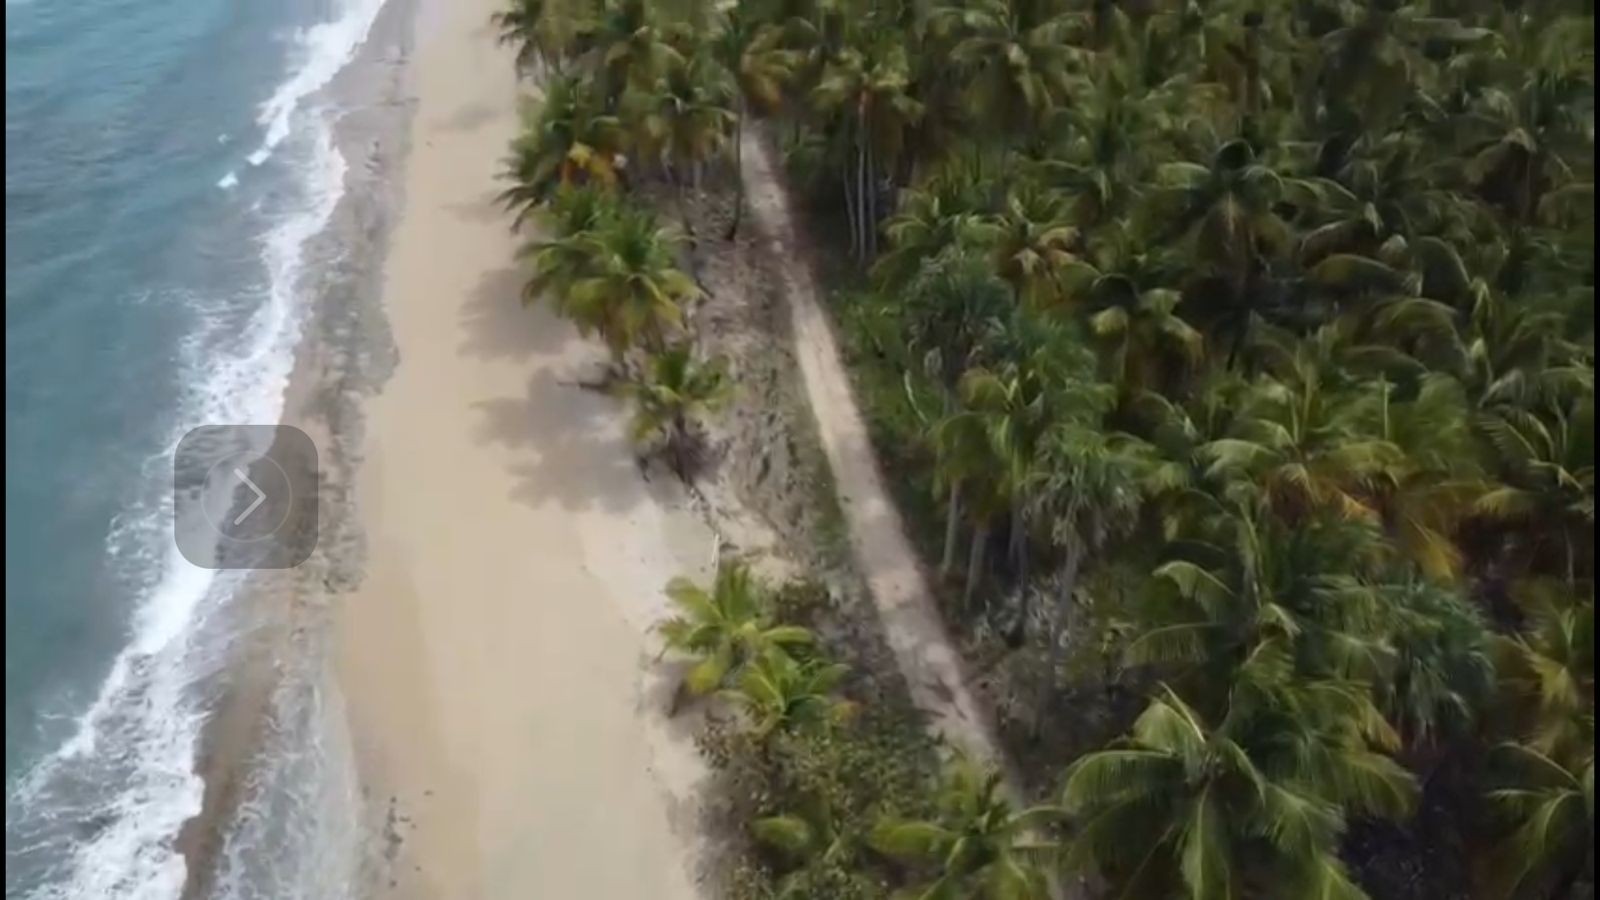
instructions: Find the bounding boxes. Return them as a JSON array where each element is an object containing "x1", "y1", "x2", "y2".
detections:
[{"x1": 725, "y1": 128, "x2": 1016, "y2": 780}]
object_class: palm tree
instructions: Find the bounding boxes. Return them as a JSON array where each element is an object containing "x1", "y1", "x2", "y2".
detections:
[
  {"x1": 1494, "y1": 581, "x2": 1595, "y2": 763},
  {"x1": 492, "y1": 0, "x2": 551, "y2": 75},
  {"x1": 576, "y1": 0, "x2": 682, "y2": 101},
  {"x1": 1154, "y1": 139, "x2": 1294, "y2": 276},
  {"x1": 516, "y1": 183, "x2": 620, "y2": 313},
  {"x1": 727, "y1": 649, "x2": 855, "y2": 737},
  {"x1": 1377, "y1": 576, "x2": 1495, "y2": 750},
  {"x1": 633, "y1": 51, "x2": 736, "y2": 187},
  {"x1": 499, "y1": 78, "x2": 625, "y2": 228},
  {"x1": 1367, "y1": 374, "x2": 1488, "y2": 582},
  {"x1": 1119, "y1": 371, "x2": 1258, "y2": 536},
  {"x1": 870, "y1": 754, "x2": 1061, "y2": 900},
  {"x1": 1087, "y1": 286, "x2": 1203, "y2": 397},
  {"x1": 937, "y1": 363, "x2": 1060, "y2": 606},
  {"x1": 1295, "y1": 136, "x2": 1478, "y2": 269},
  {"x1": 811, "y1": 34, "x2": 924, "y2": 260},
  {"x1": 617, "y1": 344, "x2": 733, "y2": 480},
  {"x1": 1460, "y1": 284, "x2": 1589, "y2": 414},
  {"x1": 1029, "y1": 60, "x2": 1181, "y2": 228},
  {"x1": 657, "y1": 561, "x2": 813, "y2": 702},
  {"x1": 898, "y1": 248, "x2": 1014, "y2": 393},
  {"x1": 872, "y1": 169, "x2": 996, "y2": 289},
  {"x1": 492, "y1": 0, "x2": 583, "y2": 76},
  {"x1": 1150, "y1": 139, "x2": 1297, "y2": 362},
  {"x1": 988, "y1": 186, "x2": 1079, "y2": 310},
  {"x1": 1125, "y1": 501, "x2": 1396, "y2": 689},
  {"x1": 935, "y1": 0, "x2": 1080, "y2": 141},
  {"x1": 1062, "y1": 680, "x2": 1416, "y2": 899},
  {"x1": 713, "y1": 9, "x2": 798, "y2": 238},
  {"x1": 752, "y1": 796, "x2": 871, "y2": 899},
  {"x1": 1460, "y1": 67, "x2": 1594, "y2": 225},
  {"x1": 931, "y1": 383, "x2": 997, "y2": 583},
  {"x1": 1198, "y1": 341, "x2": 1403, "y2": 526},
  {"x1": 1314, "y1": 0, "x2": 1490, "y2": 132},
  {"x1": 564, "y1": 206, "x2": 699, "y2": 357},
  {"x1": 1473, "y1": 397, "x2": 1595, "y2": 584},
  {"x1": 587, "y1": 0, "x2": 1596, "y2": 893},
  {"x1": 1483, "y1": 742, "x2": 1595, "y2": 900},
  {"x1": 1070, "y1": 224, "x2": 1205, "y2": 398},
  {"x1": 1186, "y1": 2, "x2": 1302, "y2": 136},
  {"x1": 1025, "y1": 423, "x2": 1147, "y2": 730}
]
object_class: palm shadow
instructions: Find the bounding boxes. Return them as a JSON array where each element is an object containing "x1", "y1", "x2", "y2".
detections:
[
  {"x1": 438, "y1": 101, "x2": 500, "y2": 135},
  {"x1": 470, "y1": 367, "x2": 643, "y2": 514},
  {"x1": 444, "y1": 188, "x2": 511, "y2": 226},
  {"x1": 458, "y1": 266, "x2": 575, "y2": 362}
]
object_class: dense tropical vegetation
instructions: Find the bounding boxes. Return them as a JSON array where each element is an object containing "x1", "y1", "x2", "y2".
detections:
[{"x1": 491, "y1": 0, "x2": 1594, "y2": 895}]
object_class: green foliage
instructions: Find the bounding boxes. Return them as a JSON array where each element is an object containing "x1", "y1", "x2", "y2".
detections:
[
  {"x1": 1483, "y1": 742, "x2": 1595, "y2": 900},
  {"x1": 627, "y1": 49, "x2": 737, "y2": 179},
  {"x1": 499, "y1": 78, "x2": 624, "y2": 226},
  {"x1": 616, "y1": 343, "x2": 731, "y2": 479},
  {"x1": 869, "y1": 753, "x2": 1062, "y2": 899},
  {"x1": 659, "y1": 561, "x2": 814, "y2": 698},
  {"x1": 496, "y1": 0, "x2": 1598, "y2": 894},
  {"x1": 1062, "y1": 682, "x2": 1416, "y2": 900},
  {"x1": 690, "y1": 617, "x2": 942, "y2": 900},
  {"x1": 727, "y1": 648, "x2": 857, "y2": 737}
]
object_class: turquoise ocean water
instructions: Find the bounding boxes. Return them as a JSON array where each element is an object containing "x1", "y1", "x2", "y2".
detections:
[{"x1": 6, "y1": 0, "x2": 388, "y2": 894}]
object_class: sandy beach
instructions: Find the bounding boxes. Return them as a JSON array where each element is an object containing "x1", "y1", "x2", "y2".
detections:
[{"x1": 336, "y1": 0, "x2": 714, "y2": 895}]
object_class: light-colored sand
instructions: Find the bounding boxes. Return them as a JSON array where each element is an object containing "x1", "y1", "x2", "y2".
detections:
[{"x1": 336, "y1": 1, "x2": 713, "y2": 896}]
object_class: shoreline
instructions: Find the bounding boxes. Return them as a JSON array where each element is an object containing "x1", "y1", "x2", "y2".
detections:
[
  {"x1": 176, "y1": 0, "x2": 417, "y2": 892},
  {"x1": 331, "y1": 0, "x2": 715, "y2": 895}
]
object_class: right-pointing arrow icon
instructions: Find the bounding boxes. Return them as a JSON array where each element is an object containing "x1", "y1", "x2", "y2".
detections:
[{"x1": 234, "y1": 468, "x2": 266, "y2": 525}]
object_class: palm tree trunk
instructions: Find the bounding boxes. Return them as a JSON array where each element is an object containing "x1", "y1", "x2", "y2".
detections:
[
  {"x1": 856, "y1": 141, "x2": 867, "y2": 260},
  {"x1": 677, "y1": 177, "x2": 693, "y2": 235},
  {"x1": 964, "y1": 521, "x2": 989, "y2": 613},
  {"x1": 1008, "y1": 504, "x2": 1027, "y2": 580},
  {"x1": 1053, "y1": 539, "x2": 1084, "y2": 661},
  {"x1": 1243, "y1": 20, "x2": 1262, "y2": 125},
  {"x1": 1032, "y1": 539, "x2": 1084, "y2": 742},
  {"x1": 726, "y1": 106, "x2": 746, "y2": 240},
  {"x1": 670, "y1": 163, "x2": 697, "y2": 243},
  {"x1": 856, "y1": 108, "x2": 868, "y2": 262},
  {"x1": 941, "y1": 482, "x2": 963, "y2": 578},
  {"x1": 673, "y1": 168, "x2": 704, "y2": 286},
  {"x1": 672, "y1": 413, "x2": 691, "y2": 483},
  {"x1": 865, "y1": 136, "x2": 877, "y2": 259},
  {"x1": 1566, "y1": 530, "x2": 1577, "y2": 587},
  {"x1": 842, "y1": 165, "x2": 858, "y2": 260},
  {"x1": 1521, "y1": 155, "x2": 1535, "y2": 224},
  {"x1": 863, "y1": 137, "x2": 873, "y2": 259}
]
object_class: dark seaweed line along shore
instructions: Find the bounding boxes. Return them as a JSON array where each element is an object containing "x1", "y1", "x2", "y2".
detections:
[{"x1": 487, "y1": 0, "x2": 1594, "y2": 898}]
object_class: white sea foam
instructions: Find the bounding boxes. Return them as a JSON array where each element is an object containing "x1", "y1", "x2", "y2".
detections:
[
  {"x1": 6, "y1": 0, "x2": 378, "y2": 895},
  {"x1": 246, "y1": 0, "x2": 388, "y2": 169}
]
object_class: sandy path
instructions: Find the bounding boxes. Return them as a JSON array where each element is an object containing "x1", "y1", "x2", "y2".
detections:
[
  {"x1": 737, "y1": 132, "x2": 1009, "y2": 772},
  {"x1": 336, "y1": 1, "x2": 713, "y2": 897}
]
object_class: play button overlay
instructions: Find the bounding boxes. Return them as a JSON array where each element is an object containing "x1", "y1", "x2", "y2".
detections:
[{"x1": 174, "y1": 424, "x2": 318, "y2": 569}]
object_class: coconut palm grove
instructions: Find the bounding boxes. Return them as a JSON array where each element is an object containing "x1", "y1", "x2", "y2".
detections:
[{"x1": 492, "y1": 0, "x2": 1593, "y2": 896}]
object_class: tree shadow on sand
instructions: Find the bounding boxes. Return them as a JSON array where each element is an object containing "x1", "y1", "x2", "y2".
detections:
[
  {"x1": 443, "y1": 189, "x2": 511, "y2": 226},
  {"x1": 458, "y1": 266, "x2": 577, "y2": 363},
  {"x1": 470, "y1": 367, "x2": 643, "y2": 514}
]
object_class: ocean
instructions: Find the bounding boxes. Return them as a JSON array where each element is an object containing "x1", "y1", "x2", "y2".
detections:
[{"x1": 4, "y1": 0, "x2": 405, "y2": 895}]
